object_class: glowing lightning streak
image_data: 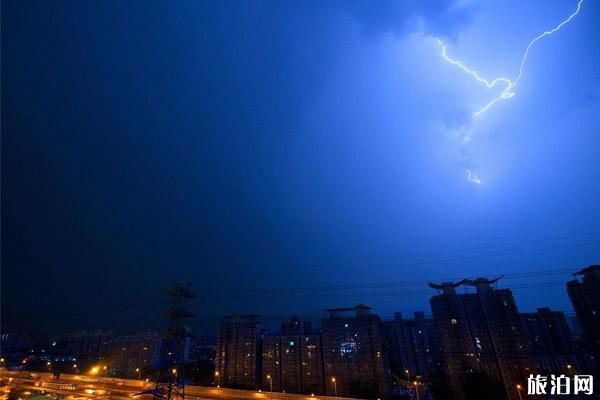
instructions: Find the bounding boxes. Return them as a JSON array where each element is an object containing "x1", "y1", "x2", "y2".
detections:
[
  {"x1": 438, "y1": 40, "x2": 514, "y2": 117},
  {"x1": 466, "y1": 169, "x2": 481, "y2": 184},
  {"x1": 438, "y1": 0, "x2": 584, "y2": 117},
  {"x1": 436, "y1": 0, "x2": 584, "y2": 184}
]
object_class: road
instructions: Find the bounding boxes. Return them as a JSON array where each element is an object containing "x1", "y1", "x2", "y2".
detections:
[{"x1": 0, "y1": 370, "x2": 354, "y2": 400}]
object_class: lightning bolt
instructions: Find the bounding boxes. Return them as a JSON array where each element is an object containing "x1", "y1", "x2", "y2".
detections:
[
  {"x1": 437, "y1": 40, "x2": 514, "y2": 117},
  {"x1": 466, "y1": 169, "x2": 481, "y2": 184},
  {"x1": 436, "y1": 0, "x2": 584, "y2": 183}
]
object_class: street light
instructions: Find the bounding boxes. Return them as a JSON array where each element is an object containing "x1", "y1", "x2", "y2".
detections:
[
  {"x1": 215, "y1": 371, "x2": 220, "y2": 388},
  {"x1": 103, "y1": 365, "x2": 108, "y2": 378},
  {"x1": 516, "y1": 384, "x2": 523, "y2": 400},
  {"x1": 404, "y1": 369, "x2": 410, "y2": 381},
  {"x1": 136, "y1": 368, "x2": 141, "y2": 380},
  {"x1": 331, "y1": 377, "x2": 337, "y2": 397},
  {"x1": 47, "y1": 361, "x2": 52, "y2": 372},
  {"x1": 413, "y1": 381, "x2": 420, "y2": 400},
  {"x1": 267, "y1": 374, "x2": 273, "y2": 392},
  {"x1": 91, "y1": 366, "x2": 100, "y2": 375}
]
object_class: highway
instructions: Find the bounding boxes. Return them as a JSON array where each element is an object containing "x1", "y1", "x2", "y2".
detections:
[{"x1": 0, "y1": 370, "x2": 355, "y2": 400}]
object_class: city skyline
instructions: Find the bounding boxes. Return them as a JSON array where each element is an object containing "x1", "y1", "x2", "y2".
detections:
[
  {"x1": 3, "y1": 266, "x2": 598, "y2": 400},
  {"x1": 1, "y1": 265, "x2": 594, "y2": 333}
]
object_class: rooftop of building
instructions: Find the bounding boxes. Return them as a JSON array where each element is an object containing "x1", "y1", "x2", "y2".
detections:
[{"x1": 572, "y1": 264, "x2": 600, "y2": 276}]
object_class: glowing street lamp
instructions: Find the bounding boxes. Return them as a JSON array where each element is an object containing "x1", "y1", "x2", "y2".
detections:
[
  {"x1": 516, "y1": 384, "x2": 523, "y2": 400},
  {"x1": 404, "y1": 369, "x2": 410, "y2": 381},
  {"x1": 331, "y1": 377, "x2": 337, "y2": 397},
  {"x1": 215, "y1": 371, "x2": 220, "y2": 387},
  {"x1": 136, "y1": 368, "x2": 141, "y2": 380},
  {"x1": 266, "y1": 374, "x2": 273, "y2": 392},
  {"x1": 103, "y1": 365, "x2": 108, "y2": 377},
  {"x1": 413, "y1": 381, "x2": 420, "y2": 400},
  {"x1": 91, "y1": 366, "x2": 100, "y2": 375}
]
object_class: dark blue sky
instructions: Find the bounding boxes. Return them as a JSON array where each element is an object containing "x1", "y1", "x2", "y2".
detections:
[{"x1": 2, "y1": 0, "x2": 600, "y2": 332}]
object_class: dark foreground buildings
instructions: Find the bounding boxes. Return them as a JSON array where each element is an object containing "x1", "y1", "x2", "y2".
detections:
[
  {"x1": 4, "y1": 266, "x2": 600, "y2": 400},
  {"x1": 567, "y1": 264, "x2": 600, "y2": 362},
  {"x1": 383, "y1": 311, "x2": 441, "y2": 382},
  {"x1": 262, "y1": 317, "x2": 324, "y2": 394},
  {"x1": 520, "y1": 307, "x2": 595, "y2": 374},
  {"x1": 205, "y1": 267, "x2": 600, "y2": 399},
  {"x1": 215, "y1": 315, "x2": 263, "y2": 389},
  {"x1": 321, "y1": 305, "x2": 391, "y2": 398},
  {"x1": 217, "y1": 307, "x2": 392, "y2": 398},
  {"x1": 429, "y1": 277, "x2": 534, "y2": 400}
]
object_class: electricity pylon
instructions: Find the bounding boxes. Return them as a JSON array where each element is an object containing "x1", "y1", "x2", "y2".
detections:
[{"x1": 151, "y1": 283, "x2": 195, "y2": 400}]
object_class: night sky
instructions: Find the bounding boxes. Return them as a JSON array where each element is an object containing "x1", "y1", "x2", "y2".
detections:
[{"x1": 2, "y1": 0, "x2": 600, "y2": 333}]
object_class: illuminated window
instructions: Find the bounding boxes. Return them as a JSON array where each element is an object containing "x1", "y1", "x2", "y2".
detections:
[
  {"x1": 340, "y1": 338, "x2": 360, "y2": 355},
  {"x1": 451, "y1": 319, "x2": 458, "y2": 325}
]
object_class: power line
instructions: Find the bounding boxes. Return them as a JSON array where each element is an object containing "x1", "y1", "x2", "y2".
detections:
[{"x1": 3, "y1": 274, "x2": 579, "y2": 330}]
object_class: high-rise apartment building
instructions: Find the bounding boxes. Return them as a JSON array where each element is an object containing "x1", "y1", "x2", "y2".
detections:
[
  {"x1": 321, "y1": 305, "x2": 391, "y2": 399},
  {"x1": 215, "y1": 315, "x2": 262, "y2": 389},
  {"x1": 429, "y1": 278, "x2": 534, "y2": 400},
  {"x1": 261, "y1": 318, "x2": 324, "y2": 394},
  {"x1": 383, "y1": 311, "x2": 441, "y2": 381},
  {"x1": 567, "y1": 265, "x2": 600, "y2": 362},
  {"x1": 109, "y1": 332, "x2": 161, "y2": 375},
  {"x1": 520, "y1": 307, "x2": 584, "y2": 375}
]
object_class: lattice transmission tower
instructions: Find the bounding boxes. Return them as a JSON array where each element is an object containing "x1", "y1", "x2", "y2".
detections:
[{"x1": 147, "y1": 283, "x2": 195, "y2": 400}]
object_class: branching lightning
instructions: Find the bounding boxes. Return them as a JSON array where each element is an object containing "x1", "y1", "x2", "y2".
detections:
[
  {"x1": 437, "y1": 39, "x2": 514, "y2": 117},
  {"x1": 439, "y1": 0, "x2": 583, "y2": 117},
  {"x1": 435, "y1": 0, "x2": 584, "y2": 183}
]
